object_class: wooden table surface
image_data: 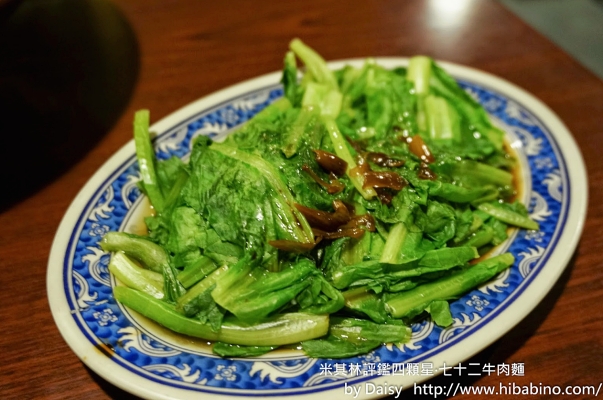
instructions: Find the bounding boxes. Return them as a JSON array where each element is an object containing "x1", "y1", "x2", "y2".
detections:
[{"x1": 1, "y1": 0, "x2": 602, "y2": 398}]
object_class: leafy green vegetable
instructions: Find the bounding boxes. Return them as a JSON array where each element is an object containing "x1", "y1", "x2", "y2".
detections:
[
  {"x1": 385, "y1": 253, "x2": 515, "y2": 318},
  {"x1": 103, "y1": 39, "x2": 539, "y2": 359},
  {"x1": 108, "y1": 252, "x2": 164, "y2": 299},
  {"x1": 330, "y1": 317, "x2": 411, "y2": 344},
  {"x1": 426, "y1": 300, "x2": 454, "y2": 327},
  {"x1": 301, "y1": 335, "x2": 381, "y2": 359},
  {"x1": 211, "y1": 257, "x2": 318, "y2": 322},
  {"x1": 478, "y1": 201, "x2": 539, "y2": 230},
  {"x1": 212, "y1": 343, "x2": 276, "y2": 358},
  {"x1": 301, "y1": 318, "x2": 410, "y2": 358},
  {"x1": 101, "y1": 231, "x2": 169, "y2": 273},
  {"x1": 115, "y1": 286, "x2": 329, "y2": 346},
  {"x1": 133, "y1": 110, "x2": 166, "y2": 213},
  {"x1": 342, "y1": 286, "x2": 390, "y2": 323},
  {"x1": 176, "y1": 255, "x2": 217, "y2": 288}
]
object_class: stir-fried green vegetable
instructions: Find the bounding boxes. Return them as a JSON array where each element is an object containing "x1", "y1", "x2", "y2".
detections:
[{"x1": 103, "y1": 39, "x2": 537, "y2": 359}]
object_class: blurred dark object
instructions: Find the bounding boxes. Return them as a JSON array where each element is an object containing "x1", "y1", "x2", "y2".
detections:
[
  {"x1": 0, "y1": 0, "x2": 139, "y2": 211},
  {"x1": 0, "y1": 0, "x2": 23, "y2": 20}
]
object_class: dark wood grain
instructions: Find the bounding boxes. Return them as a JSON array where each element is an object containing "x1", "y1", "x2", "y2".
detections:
[{"x1": 1, "y1": 0, "x2": 602, "y2": 398}]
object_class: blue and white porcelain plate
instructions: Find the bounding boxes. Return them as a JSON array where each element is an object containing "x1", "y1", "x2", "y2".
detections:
[{"x1": 47, "y1": 59, "x2": 587, "y2": 399}]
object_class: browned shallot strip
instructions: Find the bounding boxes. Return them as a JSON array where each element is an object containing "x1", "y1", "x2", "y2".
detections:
[
  {"x1": 350, "y1": 155, "x2": 406, "y2": 204},
  {"x1": 401, "y1": 134, "x2": 435, "y2": 164},
  {"x1": 301, "y1": 165, "x2": 345, "y2": 194},
  {"x1": 295, "y1": 200, "x2": 376, "y2": 240},
  {"x1": 349, "y1": 155, "x2": 370, "y2": 179},
  {"x1": 313, "y1": 149, "x2": 348, "y2": 177},
  {"x1": 294, "y1": 200, "x2": 351, "y2": 232},
  {"x1": 418, "y1": 162, "x2": 438, "y2": 180},
  {"x1": 362, "y1": 171, "x2": 406, "y2": 191},
  {"x1": 342, "y1": 213, "x2": 376, "y2": 232},
  {"x1": 312, "y1": 213, "x2": 376, "y2": 240},
  {"x1": 375, "y1": 188, "x2": 394, "y2": 205}
]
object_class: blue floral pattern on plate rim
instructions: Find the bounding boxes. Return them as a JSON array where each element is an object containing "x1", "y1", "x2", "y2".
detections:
[{"x1": 49, "y1": 59, "x2": 583, "y2": 399}]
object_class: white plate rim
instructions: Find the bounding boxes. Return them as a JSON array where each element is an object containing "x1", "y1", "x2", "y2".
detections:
[{"x1": 47, "y1": 57, "x2": 588, "y2": 400}]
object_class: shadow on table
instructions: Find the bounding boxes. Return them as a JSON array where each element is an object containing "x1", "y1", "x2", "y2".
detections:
[
  {"x1": 86, "y1": 365, "x2": 144, "y2": 400},
  {"x1": 0, "y1": 0, "x2": 139, "y2": 212}
]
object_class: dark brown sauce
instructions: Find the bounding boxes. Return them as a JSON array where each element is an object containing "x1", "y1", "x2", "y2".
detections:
[
  {"x1": 349, "y1": 155, "x2": 370, "y2": 177},
  {"x1": 313, "y1": 149, "x2": 347, "y2": 177},
  {"x1": 363, "y1": 171, "x2": 406, "y2": 190},
  {"x1": 400, "y1": 134, "x2": 435, "y2": 164},
  {"x1": 417, "y1": 162, "x2": 437, "y2": 180},
  {"x1": 312, "y1": 211, "x2": 376, "y2": 240},
  {"x1": 375, "y1": 188, "x2": 394, "y2": 205},
  {"x1": 94, "y1": 342, "x2": 115, "y2": 358},
  {"x1": 506, "y1": 140, "x2": 523, "y2": 204},
  {"x1": 295, "y1": 200, "x2": 375, "y2": 240},
  {"x1": 301, "y1": 164, "x2": 345, "y2": 194},
  {"x1": 350, "y1": 156, "x2": 406, "y2": 203},
  {"x1": 127, "y1": 197, "x2": 153, "y2": 236},
  {"x1": 295, "y1": 200, "x2": 351, "y2": 231}
]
